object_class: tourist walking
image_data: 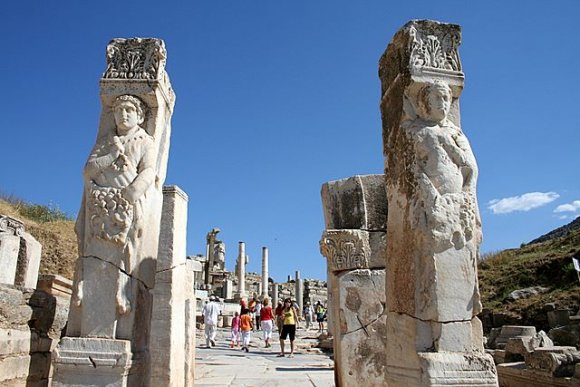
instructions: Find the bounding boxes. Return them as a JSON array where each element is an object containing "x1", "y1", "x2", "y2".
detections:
[
  {"x1": 278, "y1": 297, "x2": 299, "y2": 358},
  {"x1": 304, "y1": 302, "x2": 314, "y2": 330},
  {"x1": 230, "y1": 311, "x2": 241, "y2": 348},
  {"x1": 240, "y1": 308, "x2": 253, "y2": 352},
  {"x1": 260, "y1": 297, "x2": 274, "y2": 348},
  {"x1": 315, "y1": 301, "x2": 326, "y2": 332},
  {"x1": 202, "y1": 295, "x2": 221, "y2": 348}
]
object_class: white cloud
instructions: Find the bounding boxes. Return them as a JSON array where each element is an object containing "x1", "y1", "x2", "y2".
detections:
[
  {"x1": 554, "y1": 200, "x2": 580, "y2": 213},
  {"x1": 488, "y1": 192, "x2": 559, "y2": 214}
]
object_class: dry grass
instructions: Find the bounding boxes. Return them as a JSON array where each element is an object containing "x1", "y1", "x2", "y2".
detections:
[
  {"x1": 478, "y1": 228, "x2": 580, "y2": 330},
  {"x1": 0, "y1": 199, "x2": 77, "y2": 280}
]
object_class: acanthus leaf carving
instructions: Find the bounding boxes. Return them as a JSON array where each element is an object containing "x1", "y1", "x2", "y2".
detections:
[
  {"x1": 103, "y1": 38, "x2": 167, "y2": 80},
  {"x1": 320, "y1": 230, "x2": 370, "y2": 272},
  {"x1": 409, "y1": 25, "x2": 462, "y2": 73}
]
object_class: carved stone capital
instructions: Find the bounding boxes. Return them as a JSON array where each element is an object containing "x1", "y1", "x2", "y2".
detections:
[
  {"x1": 103, "y1": 38, "x2": 167, "y2": 80},
  {"x1": 0, "y1": 215, "x2": 24, "y2": 236},
  {"x1": 408, "y1": 23, "x2": 462, "y2": 78},
  {"x1": 320, "y1": 230, "x2": 370, "y2": 273}
]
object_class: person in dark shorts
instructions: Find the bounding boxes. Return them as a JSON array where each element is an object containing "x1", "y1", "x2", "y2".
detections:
[{"x1": 278, "y1": 298, "x2": 298, "y2": 358}]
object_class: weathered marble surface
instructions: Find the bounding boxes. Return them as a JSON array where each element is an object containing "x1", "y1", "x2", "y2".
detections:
[
  {"x1": 334, "y1": 269, "x2": 387, "y2": 387},
  {"x1": 150, "y1": 185, "x2": 191, "y2": 387},
  {"x1": 320, "y1": 174, "x2": 388, "y2": 386},
  {"x1": 54, "y1": 37, "x2": 176, "y2": 386},
  {"x1": 0, "y1": 215, "x2": 42, "y2": 289},
  {"x1": 321, "y1": 174, "x2": 387, "y2": 231},
  {"x1": 379, "y1": 20, "x2": 497, "y2": 386}
]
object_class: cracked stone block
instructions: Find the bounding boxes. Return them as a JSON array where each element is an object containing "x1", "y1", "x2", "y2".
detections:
[{"x1": 333, "y1": 269, "x2": 387, "y2": 387}]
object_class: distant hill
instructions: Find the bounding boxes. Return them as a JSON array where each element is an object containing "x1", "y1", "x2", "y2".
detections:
[
  {"x1": 528, "y1": 216, "x2": 580, "y2": 245},
  {"x1": 479, "y1": 218, "x2": 580, "y2": 331}
]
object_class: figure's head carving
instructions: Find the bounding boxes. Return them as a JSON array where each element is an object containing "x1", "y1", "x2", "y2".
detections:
[
  {"x1": 416, "y1": 80, "x2": 452, "y2": 124},
  {"x1": 112, "y1": 95, "x2": 145, "y2": 133}
]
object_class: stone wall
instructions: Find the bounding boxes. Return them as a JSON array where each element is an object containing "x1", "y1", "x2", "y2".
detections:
[{"x1": 0, "y1": 275, "x2": 71, "y2": 386}]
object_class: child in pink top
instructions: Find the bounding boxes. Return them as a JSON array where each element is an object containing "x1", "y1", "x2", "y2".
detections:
[{"x1": 230, "y1": 311, "x2": 241, "y2": 348}]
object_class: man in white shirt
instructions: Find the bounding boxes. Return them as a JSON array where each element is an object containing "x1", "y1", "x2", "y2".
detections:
[{"x1": 202, "y1": 295, "x2": 221, "y2": 347}]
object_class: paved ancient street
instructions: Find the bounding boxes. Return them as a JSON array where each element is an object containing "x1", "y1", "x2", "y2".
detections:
[{"x1": 195, "y1": 327, "x2": 335, "y2": 386}]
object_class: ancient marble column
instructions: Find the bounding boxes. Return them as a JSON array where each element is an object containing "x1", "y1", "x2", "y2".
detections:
[
  {"x1": 272, "y1": 283, "x2": 279, "y2": 307},
  {"x1": 236, "y1": 241, "x2": 246, "y2": 299},
  {"x1": 53, "y1": 38, "x2": 175, "y2": 386},
  {"x1": 295, "y1": 271, "x2": 303, "y2": 313},
  {"x1": 320, "y1": 174, "x2": 388, "y2": 387},
  {"x1": 262, "y1": 247, "x2": 269, "y2": 298},
  {"x1": 379, "y1": 20, "x2": 497, "y2": 386}
]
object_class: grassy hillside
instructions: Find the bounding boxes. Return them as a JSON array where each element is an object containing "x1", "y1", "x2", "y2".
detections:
[
  {"x1": 0, "y1": 198, "x2": 77, "y2": 280},
  {"x1": 478, "y1": 220, "x2": 580, "y2": 331}
]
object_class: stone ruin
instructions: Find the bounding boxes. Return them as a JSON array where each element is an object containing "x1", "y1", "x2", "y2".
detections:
[
  {"x1": 320, "y1": 174, "x2": 388, "y2": 386},
  {"x1": 321, "y1": 20, "x2": 501, "y2": 386},
  {"x1": 486, "y1": 323, "x2": 580, "y2": 385},
  {"x1": 379, "y1": 20, "x2": 497, "y2": 386},
  {"x1": 50, "y1": 37, "x2": 196, "y2": 386},
  {"x1": 0, "y1": 216, "x2": 68, "y2": 386}
]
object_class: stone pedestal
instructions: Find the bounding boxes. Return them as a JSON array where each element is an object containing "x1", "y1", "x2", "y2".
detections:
[
  {"x1": 223, "y1": 279, "x2": 233, "y2": 300},
  {"x1": 320, "y1": 174, "x2": 388, "y2": 387},
  {"x1": 52, "y1": 338, "x2": 142, "y2": 387},
  {"x1": 379, "y1": 20, "x2": 497, "y2": 386}
]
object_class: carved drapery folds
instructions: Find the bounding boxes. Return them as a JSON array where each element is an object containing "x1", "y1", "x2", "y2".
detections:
[
  {"x1": 104, "y1": 38, "x2": 167, "y2": 80},
  {"x1": 319, "y1": 230, "x2": 370, "y2": 273}
]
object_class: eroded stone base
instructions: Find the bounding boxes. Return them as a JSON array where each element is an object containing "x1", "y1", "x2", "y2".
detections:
[
  {"x1": 52, "y1": 337, "x2": 143, "y2": 387},
  {"x1": 386, "y1": 352, "x2": 498, "y2": 386}
]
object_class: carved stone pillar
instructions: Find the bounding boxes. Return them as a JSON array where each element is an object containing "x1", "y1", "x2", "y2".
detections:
[
  {"x1": 53, "y1": 37, "x2": 176, "y2": 386},
  {"x1": 379, "y1": 20, "x2": 497, "y2": 386},
  {"x1": 319, "y1": 174, "x2": 388, "y2": 387}
]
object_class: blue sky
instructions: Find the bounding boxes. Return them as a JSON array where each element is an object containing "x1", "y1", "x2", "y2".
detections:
[{"x1": 1, "y1": 1, "x2": 578, "y2": 281}]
